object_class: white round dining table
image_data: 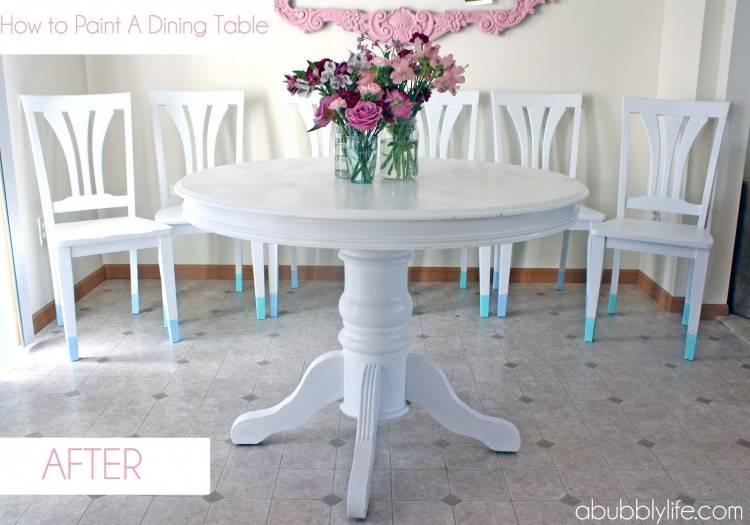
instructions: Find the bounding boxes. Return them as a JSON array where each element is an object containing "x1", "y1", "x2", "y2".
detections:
[{"x1": 175, "y1": 158, "x2": 588, "y2": 518}]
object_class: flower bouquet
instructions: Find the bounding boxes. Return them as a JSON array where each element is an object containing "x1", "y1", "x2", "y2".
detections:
[{"x1": 284, "y1": 33, "x2": 466, "y2": 183}]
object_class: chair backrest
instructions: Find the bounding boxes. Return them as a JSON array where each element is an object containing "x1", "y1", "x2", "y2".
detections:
[
  {"x1": 281, "y1": 91, "x2": 333, "y2": 159},
  {"x1": 417, "y1": 91, "x2": 479, "y2": 160},
  {"x1": 491, "y1": 91, "x2": 583, "y2": 178},
  {"x1": 21, "y1": 93, "x2": 136, "y2": 231},
  {"x1": 149, "y1": 90, "x2": 244, "y2": 209},
  {"x1": 618, "y1": 97, "x2": 730, "y2": 228}
]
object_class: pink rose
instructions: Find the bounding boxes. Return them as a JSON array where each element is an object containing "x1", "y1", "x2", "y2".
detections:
[
  {"x1": 314, "y1": 95, "x2": 344, "y2": 128},
  {"x1": 385, "y1": 90, "x2": 414, "y2": 119},
  {"x1": 345, "y1": 101, "x2": 383, "y2": 132}
]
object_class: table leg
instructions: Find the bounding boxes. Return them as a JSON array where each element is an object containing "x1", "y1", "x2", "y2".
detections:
[
  {"x1": 406, "y1": 353, "x2": 521, "y2": 452},
  {"x1": 230, "y1": 351, "x2": 344, "y2": 444},
  {"x1": 229, "y1": 248, "x2": 520, "y2": 519}
]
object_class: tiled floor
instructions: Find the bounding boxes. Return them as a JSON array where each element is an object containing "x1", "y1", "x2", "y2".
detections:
[{"x1": 1, "y1": 278, "x2": 750, "y2": 524}]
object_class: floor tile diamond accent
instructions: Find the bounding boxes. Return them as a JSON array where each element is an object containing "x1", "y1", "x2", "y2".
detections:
[
  {"x1": 328, "y1": 438, "x2": 346, "y2": 448},
  {"x1": 441, "y1": 494, "x2": 462, "y2": 507},
  {"x1": 268, "y1": 333, "x2": 280, "y2": 338},
  {"x1": 536, "y1": 439, "x2": 555, "y2": 449},
  {"x1": 505, "y1": 362, "x2": 519, "y2": 369},
  {"x1": 418, "y1": 334, "x2": 430, "y2": 340},
  {"x1": 518, "y1": 396, "x2": 534, "y2": 404},
  {"x1": 638, "y1": 439, "x2": 655, "y2": 448},
  {"x1": 121, "y1": 330, "x2": 134, "y2": 336},
  {"x1": 65, "y1": 390, "x2": 80, "y2": 397},
  {"x1": 242, "y1": 394, "x2": 258, "y2": 402},
  {"x1": 709, "y1": 336, "x2": 721, "y2": 342},
  {"x1": 152, "y1": 392, "x2": 168, "y2": 400},
  {"x1": 195, "y1": 331, "x2": 206, "y2": 337},
  {"x1": 608, "y1": 396, "x2": 623, "y2": 404},
  {"x1": 737, "y1": 438, "x2": 750, "y2": 449},
  {"x1": 742, "y1": 363, "x2": 750, "y2": 370},
  {"x1": 97, "y1": 357, "x2": 110, "y2": 363},
  {"x1": 257, "y1": 360, "x2": 271, "y2": 366},
  {"x1": 677, "y1": 493, "x2": 696, "y2": 506},
  {"x1": 433, "y1": 439, "x2": 451, "y2": 449},
  {"x1": 88, "y1": 495, "x2": 104, "y2": 500},
  {"x1": 321, "y1": 494, "x2": 342, "y2": 507},
  {"x1": 203, "y1": 491, "x2": 224, "y2": 503},
  {"x1": 176, "y1": 358, "x2": 190, "y2": 365},
  {"x1": 696, "y1": 397, "x2": 712, "y2": 404},
  {"x1": 560, "y1": 495, "x2": 581, "y2": 507},
  {"x1": 585, "y1": 362, "x2": 599, "y2": 369},
  {"x1": 25, "y1": 431, "x2": 42, "y2": 438},
  {"x1": 492, "y1": 334, "x2": 505, "y2": 340},
  {"x1": 209, "y1": 309, "x2": 222, "y2": 314},
  {"x1": 664, "y1": 363, "x2": 678, "y2": 369},
  {"x1": 565, "y1": 334, "x2": 577, "y2": 340}
]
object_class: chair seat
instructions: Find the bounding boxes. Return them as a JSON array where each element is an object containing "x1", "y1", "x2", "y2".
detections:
[
  {"x1": 155, "y1": 205, "x2": 187, "y2": 225},
  {"x1": 592, "y1": 218, "x2": 713, "y2": 249},
  {"x1": 577, "y1": 205, "x2": 605, "y2": 223},
  {"x1": 52, "y1": 217, "x2": 171, "y2": 248}
]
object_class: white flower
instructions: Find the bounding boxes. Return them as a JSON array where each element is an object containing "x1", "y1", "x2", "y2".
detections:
[{"x1": 320, "y1": 61, "x2": 337, "y2": 83}]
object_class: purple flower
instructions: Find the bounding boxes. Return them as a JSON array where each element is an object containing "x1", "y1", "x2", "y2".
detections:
[
  {"x1": 410, "y1": 32, "x2": 429, "y2": 44},
  {"x1": 345, "y1": 101, "x2": 383, "y2": 132},
  {"x1": 314, "y1": 95, "x2": 346, "y2": 128}
]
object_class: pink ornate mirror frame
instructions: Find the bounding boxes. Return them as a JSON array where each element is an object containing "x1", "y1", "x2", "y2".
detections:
[{"x1": 274, "y1": 0, "x2": 552, "y2": 42}]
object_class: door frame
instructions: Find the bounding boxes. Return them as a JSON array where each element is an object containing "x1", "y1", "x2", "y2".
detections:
[{"x1": 0, "y1": 56, "x2": 34, "y2": 346}]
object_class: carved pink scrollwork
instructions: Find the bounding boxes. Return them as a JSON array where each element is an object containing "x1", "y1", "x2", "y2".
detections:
[{"x1": 274, "y1": 0, "x2": 552, "y2": 41}]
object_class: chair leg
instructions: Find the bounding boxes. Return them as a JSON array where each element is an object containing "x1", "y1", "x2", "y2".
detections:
[
  {"x1": 608, "y1": 249, "x2": 622, "y2": 315},
  {"x1": 497, "y1": 244, "x2": 513, "y2": 317},
  {"x1": 268, "y1": 243, "x2": 279, "y2": 318},
  {"x1": 478, "y1": 246, "x2": 491, "y2": 318},
  {"x1": 251, "y1": 241, "x2": 266, "y2": 320},
  {"x1": 682, "y1": 260, "x2": 694, "y2": 327},
  {"x1": 584, "y1": 234, "x2": 605, "y2": 342},
  {"x1": 158, "y1": 236, "x2": 180, "y2": 344},
  {"x1": 56, "y1": 246, "x2": 78, "y2": 362},
  {"x1": 684, "y1": 251, "x2": 709, "y2": 361},
  {"x1": 234, "y1": 239, "x2": 243, "y2": 293},
  {"x1": 129, "y1": 249, "x2": 139, "y2": 315},
  {"x1": 48, "y1": 246, "x2": 64, "y2": 326},
  {"x1": 492, "y1": 244, "x2": 500, "y2": 291},
  {"x1": 290, "y1": 247, "x2": 299, "y2": 289},
  {"x1": 459, "y1": 247, "x2": 468, "y2": 289},
  {"x1": 556, "y1": 230, "x2": 571, "y2": 291}
]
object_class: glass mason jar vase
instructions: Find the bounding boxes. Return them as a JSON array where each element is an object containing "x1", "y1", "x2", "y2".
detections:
[
  {"x1": 380, "y1": 117, "x2": 419, "y2": 180},
  {"x1": 333, "y1": 124, "x2": 350, "y2": 180},
  {"x1": 345, "y1": 130, "x2": 379, "y2": 184}
]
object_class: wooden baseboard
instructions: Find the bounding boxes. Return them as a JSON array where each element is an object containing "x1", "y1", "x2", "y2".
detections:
[
  {"x1": 33, "y1": 263, "x2": 727, "y2": 334},
  {"x1": 636, "y1": 271, "x2": 728, "y2": 320},
  {"x1": 32, "y1": 266, "x2": 107, "y2": 333}
]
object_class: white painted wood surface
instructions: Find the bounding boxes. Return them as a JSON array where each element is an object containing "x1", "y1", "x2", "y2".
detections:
[
  {"x1": 21, "y1": 93, "x2": 180, "y2": 361},
  {"x1": 488, "y1": 91, "x2": 602, "y2": 317},
  {"x1": 177, "y1": 157, "x2": 587, "y2": 518},
  {"x1": 148, "y1": 91, "x2": 261, "y2": 306},
  {"x1": 586, "y1": 97, "x2": 730, "y2": 361}
]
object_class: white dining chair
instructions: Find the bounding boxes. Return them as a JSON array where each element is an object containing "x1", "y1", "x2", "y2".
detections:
[
  {"x1": 585, "y1": 97, "x2": 730, "y2": 361},
  {"x1": 22, "y1": 93, "x2": 180, "y2": 361},
  {"x1": 416, "y1": 90, "x2": 480, "y2": 295},
  {"x1": 149, "y1": 90, "x2": 271, "y2": 319},
  {"x1": 278, "y1": 92, "x2": 334, "y2": 299},
  {"x1": 487, "y1": 92, "x2": 601, "y2": 318}
]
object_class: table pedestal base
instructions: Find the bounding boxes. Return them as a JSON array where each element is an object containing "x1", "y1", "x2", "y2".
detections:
[{"x1": 230, "y1": 250, "x2": 520, "y2": 519}]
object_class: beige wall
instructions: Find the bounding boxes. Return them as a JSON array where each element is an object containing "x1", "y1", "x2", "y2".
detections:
[{"x1": 3, "y1": 0, "x2": 748, "y2": 315}]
